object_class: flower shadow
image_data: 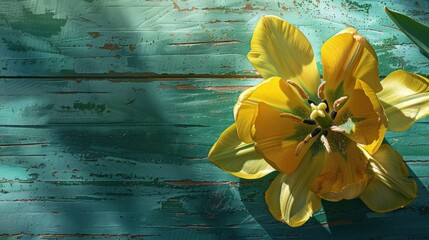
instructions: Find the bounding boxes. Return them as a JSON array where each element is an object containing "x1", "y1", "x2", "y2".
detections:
[
  {"x1": 238, "y1": 174, "x2": 332, "y2": 239},
  {"x1": 323, "y1": 168, "x2": 429, "y2": 238},
  {"x1": 239, "y1": 167, "x2": 429, "y2": 239}
]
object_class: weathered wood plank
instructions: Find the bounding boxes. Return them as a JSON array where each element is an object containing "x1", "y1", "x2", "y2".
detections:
[
  {"x1": 1, "y1": 0, "x2": 429, "y2": 238},
  {"x1": 0, "y1": 0, "x2": 428, "y2": 77},
  {"x1": 0, "y1": 78, "x2": 428, "y2": 238}
]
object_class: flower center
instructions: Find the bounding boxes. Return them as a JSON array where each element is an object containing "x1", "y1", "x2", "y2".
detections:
[
  {"x1": 310, "y1": 102, "x2": 331, "y2": 128},
  {"x1": 287, "y1": 80, "x2": 348, "y2": 155}
]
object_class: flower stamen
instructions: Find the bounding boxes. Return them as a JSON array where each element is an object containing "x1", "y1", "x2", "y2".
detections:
[
  {"x1": 303, "y1": 119, "x2": 317, "y2": 125},
  {"x1": 330, "y1": 125, "x2": 345, "y2": 133},
  {"x1": 320, "y1": 132, "x2": 331, "y2": 153},
  {"x1": 287, "y1": 80, "x2": 309, "y2": 100},
  {"x1": 310, "y1": 127, "x2": 322, "y2": 137},
  {"x1": 279, "y1": 112, "x2": 303, "y2": 123},
  {"x1": 317, "y1": 81, "x2": 326, "y2": 99},
  {"x1": 295, "y1": 140, "x2": 304, "y2": 156},
  {"x1": 333, "y1": 96, "x2": 348, "y2": 111},
  {"x1": 330, "y1": 110, "x2": 337, "y2": 120},
  {"x1": 295, "y1": 134, "x2": 310, "y2": 156},
  {"x1": 295, "y1": 127, "x2": 322, "y2": 156}
]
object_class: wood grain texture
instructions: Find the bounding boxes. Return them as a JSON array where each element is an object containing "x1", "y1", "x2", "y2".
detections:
[
  {"x1": 0, "y1": 78, "x2": 428, "y2": 239},
  {"x1": 0, "y1": 0, "x2": 428, "y2": 239},
  {"x1": 0, "y1": 0, "x2": 428, "y2": 77}
]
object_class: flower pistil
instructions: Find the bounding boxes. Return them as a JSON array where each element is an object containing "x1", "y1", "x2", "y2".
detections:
[{"x1": 287, "y1": 80, "x2": 350, "y2": 156}]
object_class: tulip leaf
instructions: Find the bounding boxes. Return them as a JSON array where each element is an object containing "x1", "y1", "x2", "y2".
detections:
[{"x1": 385, "y1": 7, "x2": 429, "y2": 57}]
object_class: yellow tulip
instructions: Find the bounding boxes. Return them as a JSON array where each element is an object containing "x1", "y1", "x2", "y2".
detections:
[{"x1": 209, "y1": 16, "x2": 427, "y2": 227}]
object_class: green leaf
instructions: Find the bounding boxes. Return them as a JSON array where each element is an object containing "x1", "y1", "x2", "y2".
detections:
[{"x1": 385, "y1": 7, "x2": 429, "y2": 56}]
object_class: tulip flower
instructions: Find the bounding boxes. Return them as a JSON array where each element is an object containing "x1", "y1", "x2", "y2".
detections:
[{"x1": 209, "y1": 16, "x2": 428, "y2": 227}]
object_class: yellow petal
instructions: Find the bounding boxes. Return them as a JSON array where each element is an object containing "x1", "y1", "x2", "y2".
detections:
[
  {"x1": 377, "y1": 70, "x2": 429, "y2": 132},
  {"x1": 336, "y1": 27, "x2": 358, "y2": 35},
  {"x1": 234, "y1": 76, "x2": 311, "y2": 143},
  {"x1": 322, "y1": 29, "x2": 381, "y2": 106},
  {"x1": 233, "y1": 85, "x2": 259, "y2": 143},
  {"x1": 253, "y1": 102, "x2": 316, "y2": 174},
  {"x1": 310, "y1": 132, "x2": 371, "y2": 201},
  {"x1": 247, "y1": 15, "x2": 320, "y2": 100},
  {"x1": 208, "y1": 124, "x2": 275, "y2": 179},
  {"x1": 265, "y1": 145, "x2": 324, "y2": 227},
  {"x1": 358, "y1": 80, "x2": 388, "y2": 154},
  {"x1": 360, "y1": 144, "x2": 417, "y2": 212},
  {"x1": 334, "y1": 80, "x2": 387, "y2": 154}
]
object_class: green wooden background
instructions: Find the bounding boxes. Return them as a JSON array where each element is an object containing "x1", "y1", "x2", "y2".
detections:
[{"x1": 0, "y1": 0, "x2": 428, "y2": 239}]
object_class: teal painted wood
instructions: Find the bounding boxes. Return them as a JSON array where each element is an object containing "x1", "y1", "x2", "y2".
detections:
[
  {"x1": 0, "y1": 0, "x2": 428, "y2": 239},
  {"x1": 0, "y1": 0, "x2": 428, "y2": 77},
  {"x1": 0, "y1": 78, "x2": 428, "y2": 239}
]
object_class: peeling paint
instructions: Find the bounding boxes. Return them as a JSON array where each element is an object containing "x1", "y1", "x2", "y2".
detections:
[
  {"x1": 5, "y1": 8, "x2": 67, "y2": 37},
  {"x1": 99, "y1": 43, "x2": 120, "y2": 51},
  {"x1": 173, "y1": 0, "x2": 198, "y2": 12},
  {"x1": 204, "y1": 86, "x2": 249, "y2": 91},
  {"x1": 0, "y1": 1, "x2": 426, "y2": 78},
  {"x1": 0, "y1": 2, "x2": 428, "y2": 238},
  {"x1": 168, "y1": 40, "x2": 242, "y2": 47},
  {"x1": 0, "y1": 233, "x2": 159, "y2": 238},
  {"x1": 242, "y1": 4, "x2": 255, "y2": 10},
  {"x1": 88, "y1": 32, "x2": 101, "y2": 38},
  {"x1": 48, "y1": 91, "x2": 110, "y2": 94},
  {"x1": 173, "y1": 1, "x2": 180, "y2": 10},
  {"x1": 164, "y1": 180, "x2": 238, "y2": 186},
  {"x1": 202, "y1": 7, "x2": 228, "y2": 11},
  {"x1": 341, "y1": 0, "x2": 372, "y2": 13},
  {"x1": 60, "y1": 101, "x2": 108, "y2": 113},
  {"x1": 159, "y1": 84, "x2": 198, "y2": 90}
]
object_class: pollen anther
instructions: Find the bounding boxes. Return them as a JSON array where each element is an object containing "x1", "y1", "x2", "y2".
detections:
[
  {"x1": 295, "y1": 127, "x2": 322, "y2": 156},
  {"x1": 279, "y1": 112, "x2": 303, "y2": 123},
  {"x1": 287, "y1": 80, "x2": 309, "y2": 100},
  {"x1": 320, "y1": 134, "x2": 331, "y2": 153},
  {"x1": 330, "y1": 110, "x2": 337, "y2": 120},
  {"x1": 295, "y1": 134, "x2": 311, "y2": 156},
  {"x1": 330, "y1": 125, "x2": 345, "y2": 133},
  {"x1": 333, "y1": 96, "x2": 348, "y2": 111},
  {"x1": 310, "y1": 127, "x2": 322, "y2": 137},
  {"x1": 303, "y1": 119, "x2": 317, "y2": 125},
  {"x1": 295, "y1": 141, "x2": 305, "y2": 156},
  {"x1": 317, "y1": 81, "x2": 326, "y2": 99}
]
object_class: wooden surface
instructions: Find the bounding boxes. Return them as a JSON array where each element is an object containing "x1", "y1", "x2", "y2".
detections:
[{"x1": 0, "y1": 1, "x2": 428, "y2": 239}]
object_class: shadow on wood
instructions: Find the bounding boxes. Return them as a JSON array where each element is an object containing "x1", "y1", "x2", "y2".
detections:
[{"x1": 239, "y1": 166, "x2": 429, "y2": 239}]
